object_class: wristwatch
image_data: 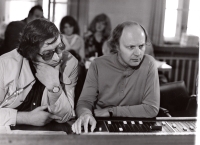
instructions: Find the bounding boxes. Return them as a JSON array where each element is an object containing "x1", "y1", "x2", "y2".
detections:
[{"x1": 49, "y1": 86, "x2": 60, "y2": 93}]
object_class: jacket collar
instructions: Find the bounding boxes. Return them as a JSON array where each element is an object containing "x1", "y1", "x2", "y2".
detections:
[
  {"x1": 59, "y1": 51, "x2": 72, "y2": 85},
  {"x1": 17, "y1": 56, "x2": 35, "y2": 89}
]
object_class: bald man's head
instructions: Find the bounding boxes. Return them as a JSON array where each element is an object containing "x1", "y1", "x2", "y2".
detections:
[
  {"x1": 108, "y1": 21, "x2": 148, "y2": 53},
  {"x1": 108, "y1": 21, "x2": 148, "y2": 67}
]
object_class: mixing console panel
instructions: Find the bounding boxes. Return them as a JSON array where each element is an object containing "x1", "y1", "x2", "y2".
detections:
[{"x1": 88, "y1": 117, "x2": 197, "y2": 135}]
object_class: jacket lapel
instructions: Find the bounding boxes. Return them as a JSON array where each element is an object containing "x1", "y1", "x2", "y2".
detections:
[
  {"x1": 6, "y1": 57, "x2": 35, "y2": 108},
  {"x1": 60, "y1": 51, "x2": 72, "y2": 85}
]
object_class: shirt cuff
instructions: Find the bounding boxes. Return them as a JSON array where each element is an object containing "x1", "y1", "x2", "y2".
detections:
[
  {"x1": 76, "y1": 106, "x2": 93, "y2": 117},
  {"x1": 0, "y1": 108, "x2": 18, "y2": 126},
  {"x1": 10, "y1": 108, "x2": 17, "y2": 126}
]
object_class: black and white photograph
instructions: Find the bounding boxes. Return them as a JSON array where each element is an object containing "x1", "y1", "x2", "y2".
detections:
[{"x1": 0, "y1": 0, "x2": 199, "y2": 145}]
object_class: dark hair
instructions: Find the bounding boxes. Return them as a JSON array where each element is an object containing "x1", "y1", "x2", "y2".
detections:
[
  {"x1": 60, "y1": 16, "x2": 80, "y2": 35},
  {"x1": 108, "y1": 21, "x2": 148, "y2": 53},
  {"x1": 28, "y1": 5, "x2": 43, "y2": 17},
  {"x1": 89, "y1": 13, "x2": 111, "y2": 40},
  {"x1": 17, "y1": 18, "x2": 59, "y2": 60}
]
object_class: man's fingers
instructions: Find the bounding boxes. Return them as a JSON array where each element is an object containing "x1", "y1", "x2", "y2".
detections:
[
  {"x1": 49, "y1": 114, "x2": 62, "y2": 120},
  {"x1": 73, "y1": 121, "x2": 78, "y2": 134},
  {"x1": 83, "y1": 117, "x2": 89, "y2": 133},
  {"x1": 36, "y1": 105, "x2": 48, "y2": 111},
  {"x1": 71, "y1": 123, "x2": 75, "y2": 133},
  {"x1": 77, "y1": 118, "x2": 83, "y2": 134},
  {"x1": 73, "y1": 119, "x2": 81, "y2": 134},
  {"x1": 72, "y1": 114, "x2": 95, "y2": 134},
  {"x1": 91, "y1": 119, "x2": 97, "y2": 132},
  {"x1": 61, "y1": 36, "x2": 70, "y2": 50},
  {"x1": 35, "y1": 62, "x2": 46, "y2": 66},
  {"x1": 55, "y1": 63, "x2": 61, "y2": 70},
  {"x1": 35, "y1": 63, "x2": 50, "y2": 71},
  {"x1": 90, "y1": 118, "x2": 97, "y2": 132},
  {"x1": 35, "y1": 64, "x2": 46, "y2": 70},
  {"x1": 45, "y1": 117, "x2": 53, "y2": 124}
]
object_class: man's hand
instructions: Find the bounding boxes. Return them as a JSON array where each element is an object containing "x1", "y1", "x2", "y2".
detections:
[
  {"x1": 61, "y1": 34, "x2": 70, "y2": 50},
  {"x1": 34, "y1": 62, "x2": 60, "y2": 90},
  {"x1": 17, "y1": 106, "x2": 62, "y2": 126},
  {"x1": 94, "y1": 108, "x2": 110, "y2": 117},
  {"x1": 71, "y1": 113, "x2": 96, "y2": 134}
]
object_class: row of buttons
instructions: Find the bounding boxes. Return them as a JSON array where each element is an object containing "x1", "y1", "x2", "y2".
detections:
[{"x1": 107, "y1": 121, "x2": 143, "y2": 125}]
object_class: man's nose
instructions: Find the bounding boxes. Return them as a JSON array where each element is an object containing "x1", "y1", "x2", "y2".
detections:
[
  {"x1": 133, "y1": 47, "x2": 141, "y2": 56},
  {"x1": 52, "y1": 52, "x2": 60, "y2": 61}
]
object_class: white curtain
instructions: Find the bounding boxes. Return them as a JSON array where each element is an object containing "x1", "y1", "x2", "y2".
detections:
[{"x1": 149, "y1": 0, "x2": 166, "y2": 45}]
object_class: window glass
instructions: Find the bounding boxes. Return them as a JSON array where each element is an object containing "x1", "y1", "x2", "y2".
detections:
[
  {"x1": 43, "y1": 0, "x2": 68, "y2": 29},
  {"x1": 163, "y1": 0, "x2": 179, "y2": 38},
  {"x1": 54, "y1": 3, "x2": 67, "y2": 29},
  {"x1": 187, "y1": 0, "x2": 200, "y2": 37},
  {"x1": 5, "y1": 0, "x2": 37, "y2": 23}
]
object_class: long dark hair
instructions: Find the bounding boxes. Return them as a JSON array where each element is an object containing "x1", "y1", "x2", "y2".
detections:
[
  {"x1": 60, "y1": 16, "x2": 80, "y2": 35},
  {"x1": 28, "y1": 5, "x2": 43, "y2": 17},
  {"x1": 88, "y1": 13, "x2": 111, "y2": 40}
]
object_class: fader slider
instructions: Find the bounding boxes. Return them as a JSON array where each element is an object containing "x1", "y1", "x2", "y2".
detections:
[{"x1": 150, "y1": 125, "x2": 162, "y2": 131}]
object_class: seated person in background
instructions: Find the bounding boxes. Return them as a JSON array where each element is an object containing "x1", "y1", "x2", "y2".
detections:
[
  {"x1": 0, "y1": 19, "x2": 78, "y2": 126},
  {"x1": 72, "y1": 21, "x2": 160, "y2": 134},
  {"x1": 60, "y1": 16, "x2": 85, "y2": 61},
  {"x1": 0, "y1": 5, "x2": 43, "y2": 55},
  {"x1": 84, "y1": 13, "x2": 111, "y2": 58},
  {"x1": 0, "y1": 22, "x2": 7, "y2": 49}
]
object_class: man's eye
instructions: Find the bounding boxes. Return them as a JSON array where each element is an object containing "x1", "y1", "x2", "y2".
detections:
[
  {"x1": 43, "y1": 51, "x2": 53, "y2": 56},
  {"x1": 58, "y1": 43, "x2": 63, "y2": 47},
  {"x1": 139, "y1": 45, "x2": 144, "y2": 49},
  {"x1": 127, "y1": 46, "x2": 135, "y2": 49}
]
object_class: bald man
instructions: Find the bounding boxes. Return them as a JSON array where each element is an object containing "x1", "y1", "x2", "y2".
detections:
[{"x1": 72, "y1": 21, "x2": 160, "y2": 134}]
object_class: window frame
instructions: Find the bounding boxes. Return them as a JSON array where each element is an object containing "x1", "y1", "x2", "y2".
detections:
[{"x1": 164, "y1": 0, "x2": 190, "y2": 44}]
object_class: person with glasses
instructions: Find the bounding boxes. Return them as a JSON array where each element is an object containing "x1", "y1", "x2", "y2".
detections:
[
  {"x1": 72, "y1": 21, "x2": 160, "y2": 134},
  {"x1": 0, "y1": 18, "x2": 78, "y2": 126}
]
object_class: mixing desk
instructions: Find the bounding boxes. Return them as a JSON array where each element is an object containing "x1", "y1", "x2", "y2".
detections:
[
  {"x1": 9, "y1": 117, "x2": 197, "y2": 135},
  {"x1": 0, "y1": 117, "x2": 197, "y2": 145},
  {"x1": 86, "y1": 117, "x2": 197, "y2": 135}
]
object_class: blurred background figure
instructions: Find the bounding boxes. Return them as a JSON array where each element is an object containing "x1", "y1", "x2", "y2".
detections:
[
  {"x1": 60, "y1": 16, "x2": 85, "y2": 61},
  {"x1": 84, "y1": 13, "x2": 111, "y2": 58},
  {"x1": 0, "y1": 22, "x2": 7, "y2": 50},
  {"x1": 0, "y1": 5, "x2": 43, "y2": 55}
]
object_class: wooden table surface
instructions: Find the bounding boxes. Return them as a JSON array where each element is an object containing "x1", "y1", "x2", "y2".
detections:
[{"x1": 0, "y1": 134, "x2": 196, "y2": 145}]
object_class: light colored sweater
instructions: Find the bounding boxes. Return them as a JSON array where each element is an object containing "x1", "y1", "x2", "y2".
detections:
[{"x1": 76, "y1": 53, "x2": 160, "y2": 118}]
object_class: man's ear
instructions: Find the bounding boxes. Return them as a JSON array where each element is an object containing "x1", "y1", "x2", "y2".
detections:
[{"x1": 110, "y1": 44, "x2": 119, "y2": 54}]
